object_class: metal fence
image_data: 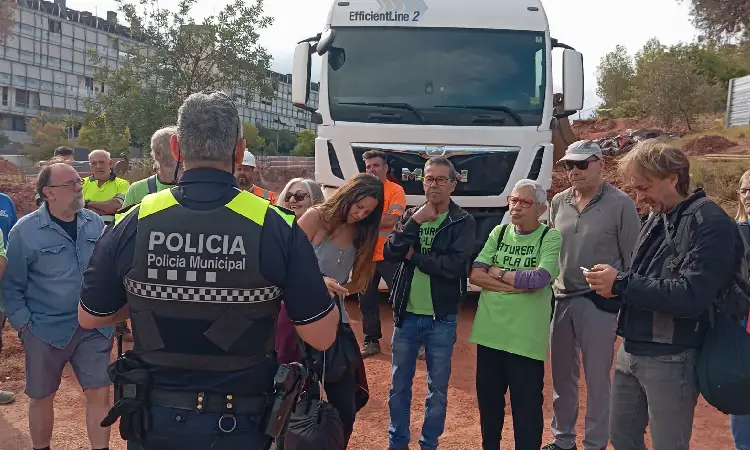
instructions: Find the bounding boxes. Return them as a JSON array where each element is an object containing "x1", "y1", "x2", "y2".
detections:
[
  {"x1": 726, "y1": 75, "x2": 750, "y2": 128},
  {"x1": 256, "y1": 155, "x2": 315, "y2": 170}
]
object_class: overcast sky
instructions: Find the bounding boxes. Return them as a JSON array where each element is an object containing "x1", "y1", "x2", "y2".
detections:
[{"x1": 67, "y1": 0, "x2": 699, "y2": 112}]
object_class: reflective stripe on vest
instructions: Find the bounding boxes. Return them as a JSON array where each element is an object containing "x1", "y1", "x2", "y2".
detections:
[{"x1": 124, "y1": 189, "x2": 284, "y2": 372}]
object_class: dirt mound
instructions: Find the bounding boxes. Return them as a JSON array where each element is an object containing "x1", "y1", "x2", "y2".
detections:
[
  {"x1": 572, "y1": 118, "x2": 685, "y2": 141},
  {"x1": 259, "y1": 167, "x2": 314, "y2": 193},
  {"x1": 0, "y1": 157, "x2": 20, "y2": 176},
  {"x1": 683, "y1": 135, "x2": 739, "y2": 156},
  {"x1": 0, "y1": 179, "x2": 38, "y2": 216}
]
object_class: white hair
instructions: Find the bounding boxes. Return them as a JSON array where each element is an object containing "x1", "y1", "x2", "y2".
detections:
[
  {"x1": 276, "y1": 178, "x2": 325, "y2": 207},
  {"x1": 513, "y1": 178, "x2": 547, "y2": 204},
  {"x1": 89, "y1": 149, "x2": 111, "y2": 160}
]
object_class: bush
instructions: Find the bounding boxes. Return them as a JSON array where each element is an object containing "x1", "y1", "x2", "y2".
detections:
[{"x1": 691, "y1": 158, "x2": 750, "y2": 203}]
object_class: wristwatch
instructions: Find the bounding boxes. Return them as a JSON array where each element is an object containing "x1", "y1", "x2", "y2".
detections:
[
  {"x1": 496, "y1": 268, "x2": 508, "y2": 281},
  {"x1": 612, "y1": 271, "x2": 628, "y2": 297},
  {"x1": 84, "y1": 200, "x2": 90, "y2": 207}
]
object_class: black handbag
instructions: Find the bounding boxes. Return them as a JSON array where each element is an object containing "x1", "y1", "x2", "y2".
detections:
[
  {"x1": 281, "y1": 390, "x2": 346, "y2": 450},
  {"x1": 308, "y1": 301, "x2": 360, "y2": 383}
]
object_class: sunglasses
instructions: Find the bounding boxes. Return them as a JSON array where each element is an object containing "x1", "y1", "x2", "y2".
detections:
[
  {"x1": 285, "y1": 191, "x2": 310, "y2": 202},
  {"x1": 507, "y1": 195, "x2": 534, "y2": 208},
  {"x1": 562, "y1": 158, "x2": 599, "y2": 171}
]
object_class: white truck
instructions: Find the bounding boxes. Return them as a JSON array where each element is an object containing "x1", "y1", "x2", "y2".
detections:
[{"x1": 291, "y1": 0, "x2": 584, "y2": 289}]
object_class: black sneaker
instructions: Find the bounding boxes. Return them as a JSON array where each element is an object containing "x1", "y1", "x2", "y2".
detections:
[
  {"x1": 542, "y1": 444, "x2": 577, "y2": 450},
  {"x1": 361, "y1": 341, "x2": 381, "y2": 358}
]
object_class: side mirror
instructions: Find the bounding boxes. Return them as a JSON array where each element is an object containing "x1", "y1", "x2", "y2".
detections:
[
  {"x1": 316, "y1": 29, "x2": 336, "y2": 56},
  {"x1": 562, "y1": 49, "x2": 584, "y2": 111},
  {"x1": 292, "y1": 42, "x2": 312, "y2": 107}
]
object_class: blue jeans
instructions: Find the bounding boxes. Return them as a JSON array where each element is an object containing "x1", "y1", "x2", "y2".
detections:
[
  {"x1": 732, "y1": 414, "x2": 750, "y2": 450},
  {"x1": 388, "y1": 313, "x2": 457, "y2": 450},
  {"x1": 125, "y1": 405, "x2": 272, "y2": 450}
]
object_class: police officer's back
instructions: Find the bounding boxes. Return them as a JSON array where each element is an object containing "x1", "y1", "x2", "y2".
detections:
[{"x1": 78, "y1": 92, "x2": 339, "y2": 450}]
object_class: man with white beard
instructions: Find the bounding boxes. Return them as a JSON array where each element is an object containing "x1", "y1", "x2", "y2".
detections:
[{"x1": 1, "y1": 163, "x2": 112, "y2": 450}]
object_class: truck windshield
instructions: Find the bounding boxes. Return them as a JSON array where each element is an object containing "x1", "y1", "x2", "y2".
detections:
[{"x1": 327, "y1": 27, "x2": 546, "y2": 126}]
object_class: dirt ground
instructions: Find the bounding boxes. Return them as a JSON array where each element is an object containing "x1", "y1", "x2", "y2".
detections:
[{"x1": 0, "y1": 298, "x2": 735, "y2": 450}]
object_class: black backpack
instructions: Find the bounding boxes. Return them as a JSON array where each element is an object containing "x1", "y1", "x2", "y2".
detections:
[{"x1": 663, "y1": 197, "x2": 750, "y2": 415}]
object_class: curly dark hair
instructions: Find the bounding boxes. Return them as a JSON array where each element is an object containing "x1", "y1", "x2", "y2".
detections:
[{"x1": 316, "y1": 173, "x2": 385, "y2": 293}]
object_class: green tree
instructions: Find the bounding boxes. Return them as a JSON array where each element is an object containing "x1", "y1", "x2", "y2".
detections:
[
  {"x1": 683, "y1": 0, "x2": 750, "y2": 41},
  {"x1": 684, "y1": 42, "x2": 750, "y2": 93},
  {"x1": 257, "y1": 124, "x2": 277, "y2": 149},
  {"x1": 264, "y1": 141, "x2": 277, "y2": 156},
  {"x1": 0, "y1": 2, "x2": 16, "y2": 42},
  {"x1": 276, "y1": 130, "x2": 297, "y2": 154},
  {"x1": 243, "y1": 123, "x2": 265, "y2": 152},
  {"x1": 91, "y1": 0, "x2": 276, "y2": 150},
  {"x1": 596, "y1": 45, "x2": 635, "y2": 109},
  {"x1": 19, "y1": 115, "x2": 72, "y2": 161},
  {"x1": 292, "y1": 129, "x2": 315, "y2": 156},
  {"x1": 631, "y1": 44, "x2": 723, "y2": 129},
  {"x1": 77, "y1": 114, "x2": 132, "y2": 156}
]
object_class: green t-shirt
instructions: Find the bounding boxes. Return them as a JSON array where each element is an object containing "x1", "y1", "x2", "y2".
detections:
[
  {"x1": 470, "y1": 224, "x2": 562, "y2": 361},
  {"x1": 122, "y1": 176, "x2": 176, "y2": 208},
  {"x1": 406, "y1": 212, "x2": 448, "y2": 315}
]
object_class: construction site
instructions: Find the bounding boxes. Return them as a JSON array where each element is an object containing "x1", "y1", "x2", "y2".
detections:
[{"x1": 0, "y1": 114, "x2": 748, "y2": 449}]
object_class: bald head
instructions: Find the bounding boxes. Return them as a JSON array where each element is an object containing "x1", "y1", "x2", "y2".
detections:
[
  {"x1": 89, "y1": 149, "x2": 112, "y2": 181},
  {"x1": 37, "y1": 163, "x2": 84, "y2": 216}
]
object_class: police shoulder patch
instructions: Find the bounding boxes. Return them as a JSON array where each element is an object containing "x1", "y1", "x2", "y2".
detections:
[{"x1": 269, "y1": 205, "x2": 295, "y2": 227}]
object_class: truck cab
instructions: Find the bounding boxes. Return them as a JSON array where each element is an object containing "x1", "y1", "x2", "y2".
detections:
[{"x1": 291, "y1": 0, "x2": 584, "y2": 262}]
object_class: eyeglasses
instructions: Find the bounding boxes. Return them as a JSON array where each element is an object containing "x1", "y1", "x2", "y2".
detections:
[
  {"x1": 48, "y1": 178, "x2": 83, "y2": 189},
  {"x1": 423, "y1": 176, "x2": 452, "y2": 186},
  {"x1": 562, "y1": 158, "x2": 599, "y2": 171},
  {"x1": 285, "y1": 191, "x2": 310, "y2": 202},
  {"x1": 507, "y1": 195, "x2": 534, "y2": 208}
]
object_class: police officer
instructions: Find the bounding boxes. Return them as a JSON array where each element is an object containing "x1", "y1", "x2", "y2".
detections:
[{"x1": 77, "y1": 91, "x2": 339, "y2": 450}]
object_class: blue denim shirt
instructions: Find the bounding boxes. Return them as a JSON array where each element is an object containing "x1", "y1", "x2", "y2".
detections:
[{"x1": 1, "y1": 203, "x2": 113, "y2": 348}]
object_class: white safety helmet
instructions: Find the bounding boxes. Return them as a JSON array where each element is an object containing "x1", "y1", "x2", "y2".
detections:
[{"x1": 242, "y1": 150, "x2": 256, "y2": 167}]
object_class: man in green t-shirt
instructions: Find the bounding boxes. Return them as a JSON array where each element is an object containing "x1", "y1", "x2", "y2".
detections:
[
  {"x1": 383, "y1": 156, "x2": 476, "y2": 450},
  {"x1": 117, "y1": 126, "x2": 178, "y2": 342},
  {"x1": 122, "y1": 126, "x2": 179, "y2": 209},
  {"x1": 469, "y1": 178, "x2": 562, "y2": 450}
]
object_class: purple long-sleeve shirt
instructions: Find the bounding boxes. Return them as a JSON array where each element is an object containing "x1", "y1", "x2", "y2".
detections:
[{"x1": 472, "y1": 225, "x2": 551, "y2": 290}]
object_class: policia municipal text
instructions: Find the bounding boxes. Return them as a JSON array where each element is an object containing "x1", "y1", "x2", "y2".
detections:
[{"x1": 77, "y1": 92, "x2": 339, "y2": 450}]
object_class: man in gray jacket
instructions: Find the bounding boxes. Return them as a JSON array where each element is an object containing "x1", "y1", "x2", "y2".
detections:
[{"x1": 544, "y1": 141, "x2": 641, "y2": 450}]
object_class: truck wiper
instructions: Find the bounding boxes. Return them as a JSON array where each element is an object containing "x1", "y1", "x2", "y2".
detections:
[
  {"x1": 338, "y1": 102, "x2": 426, "y2": 124},
  {"x1": 434, "y1": 104, "x2": 524, "y2": 126}
]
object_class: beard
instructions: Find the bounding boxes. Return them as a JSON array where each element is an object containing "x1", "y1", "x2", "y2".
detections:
[
  {"x1": 237, "y1": 174, "x2": 249, "y2": 186},
  {"x1": 69, "y1": 194, "x2": 85, "y2": 213}
]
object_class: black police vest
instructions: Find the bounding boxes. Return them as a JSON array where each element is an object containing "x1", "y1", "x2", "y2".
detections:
[{"x1": 123, "y1": 188, "x2": 282, "y2": 372}]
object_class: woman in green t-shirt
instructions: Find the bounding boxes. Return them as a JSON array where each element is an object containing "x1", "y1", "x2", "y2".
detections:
[{"x1": 469, "y1": 179, "x2": 563, "y2": 450}]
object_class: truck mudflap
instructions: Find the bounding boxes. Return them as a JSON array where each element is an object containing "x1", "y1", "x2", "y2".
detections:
[{"x1": 552, "y1": 93, "x2": 579, "y2": 163}]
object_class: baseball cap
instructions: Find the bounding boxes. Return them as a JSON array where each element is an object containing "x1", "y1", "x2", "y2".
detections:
[{"x1": 559, "y1": 140, "x2": 603, "y2": 162}]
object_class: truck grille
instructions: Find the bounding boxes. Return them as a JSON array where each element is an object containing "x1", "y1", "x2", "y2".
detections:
[{"x1": 352, "y1": 144, "x2": 520, "y2": 197}]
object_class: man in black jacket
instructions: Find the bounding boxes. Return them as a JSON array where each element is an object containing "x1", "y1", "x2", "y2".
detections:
[
  {"x1": 383, "y1": 156, "x2": 476, "y2": 450},
  {"x1": 584, "y1": 140, "x2": 739, "y2": 450}
]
